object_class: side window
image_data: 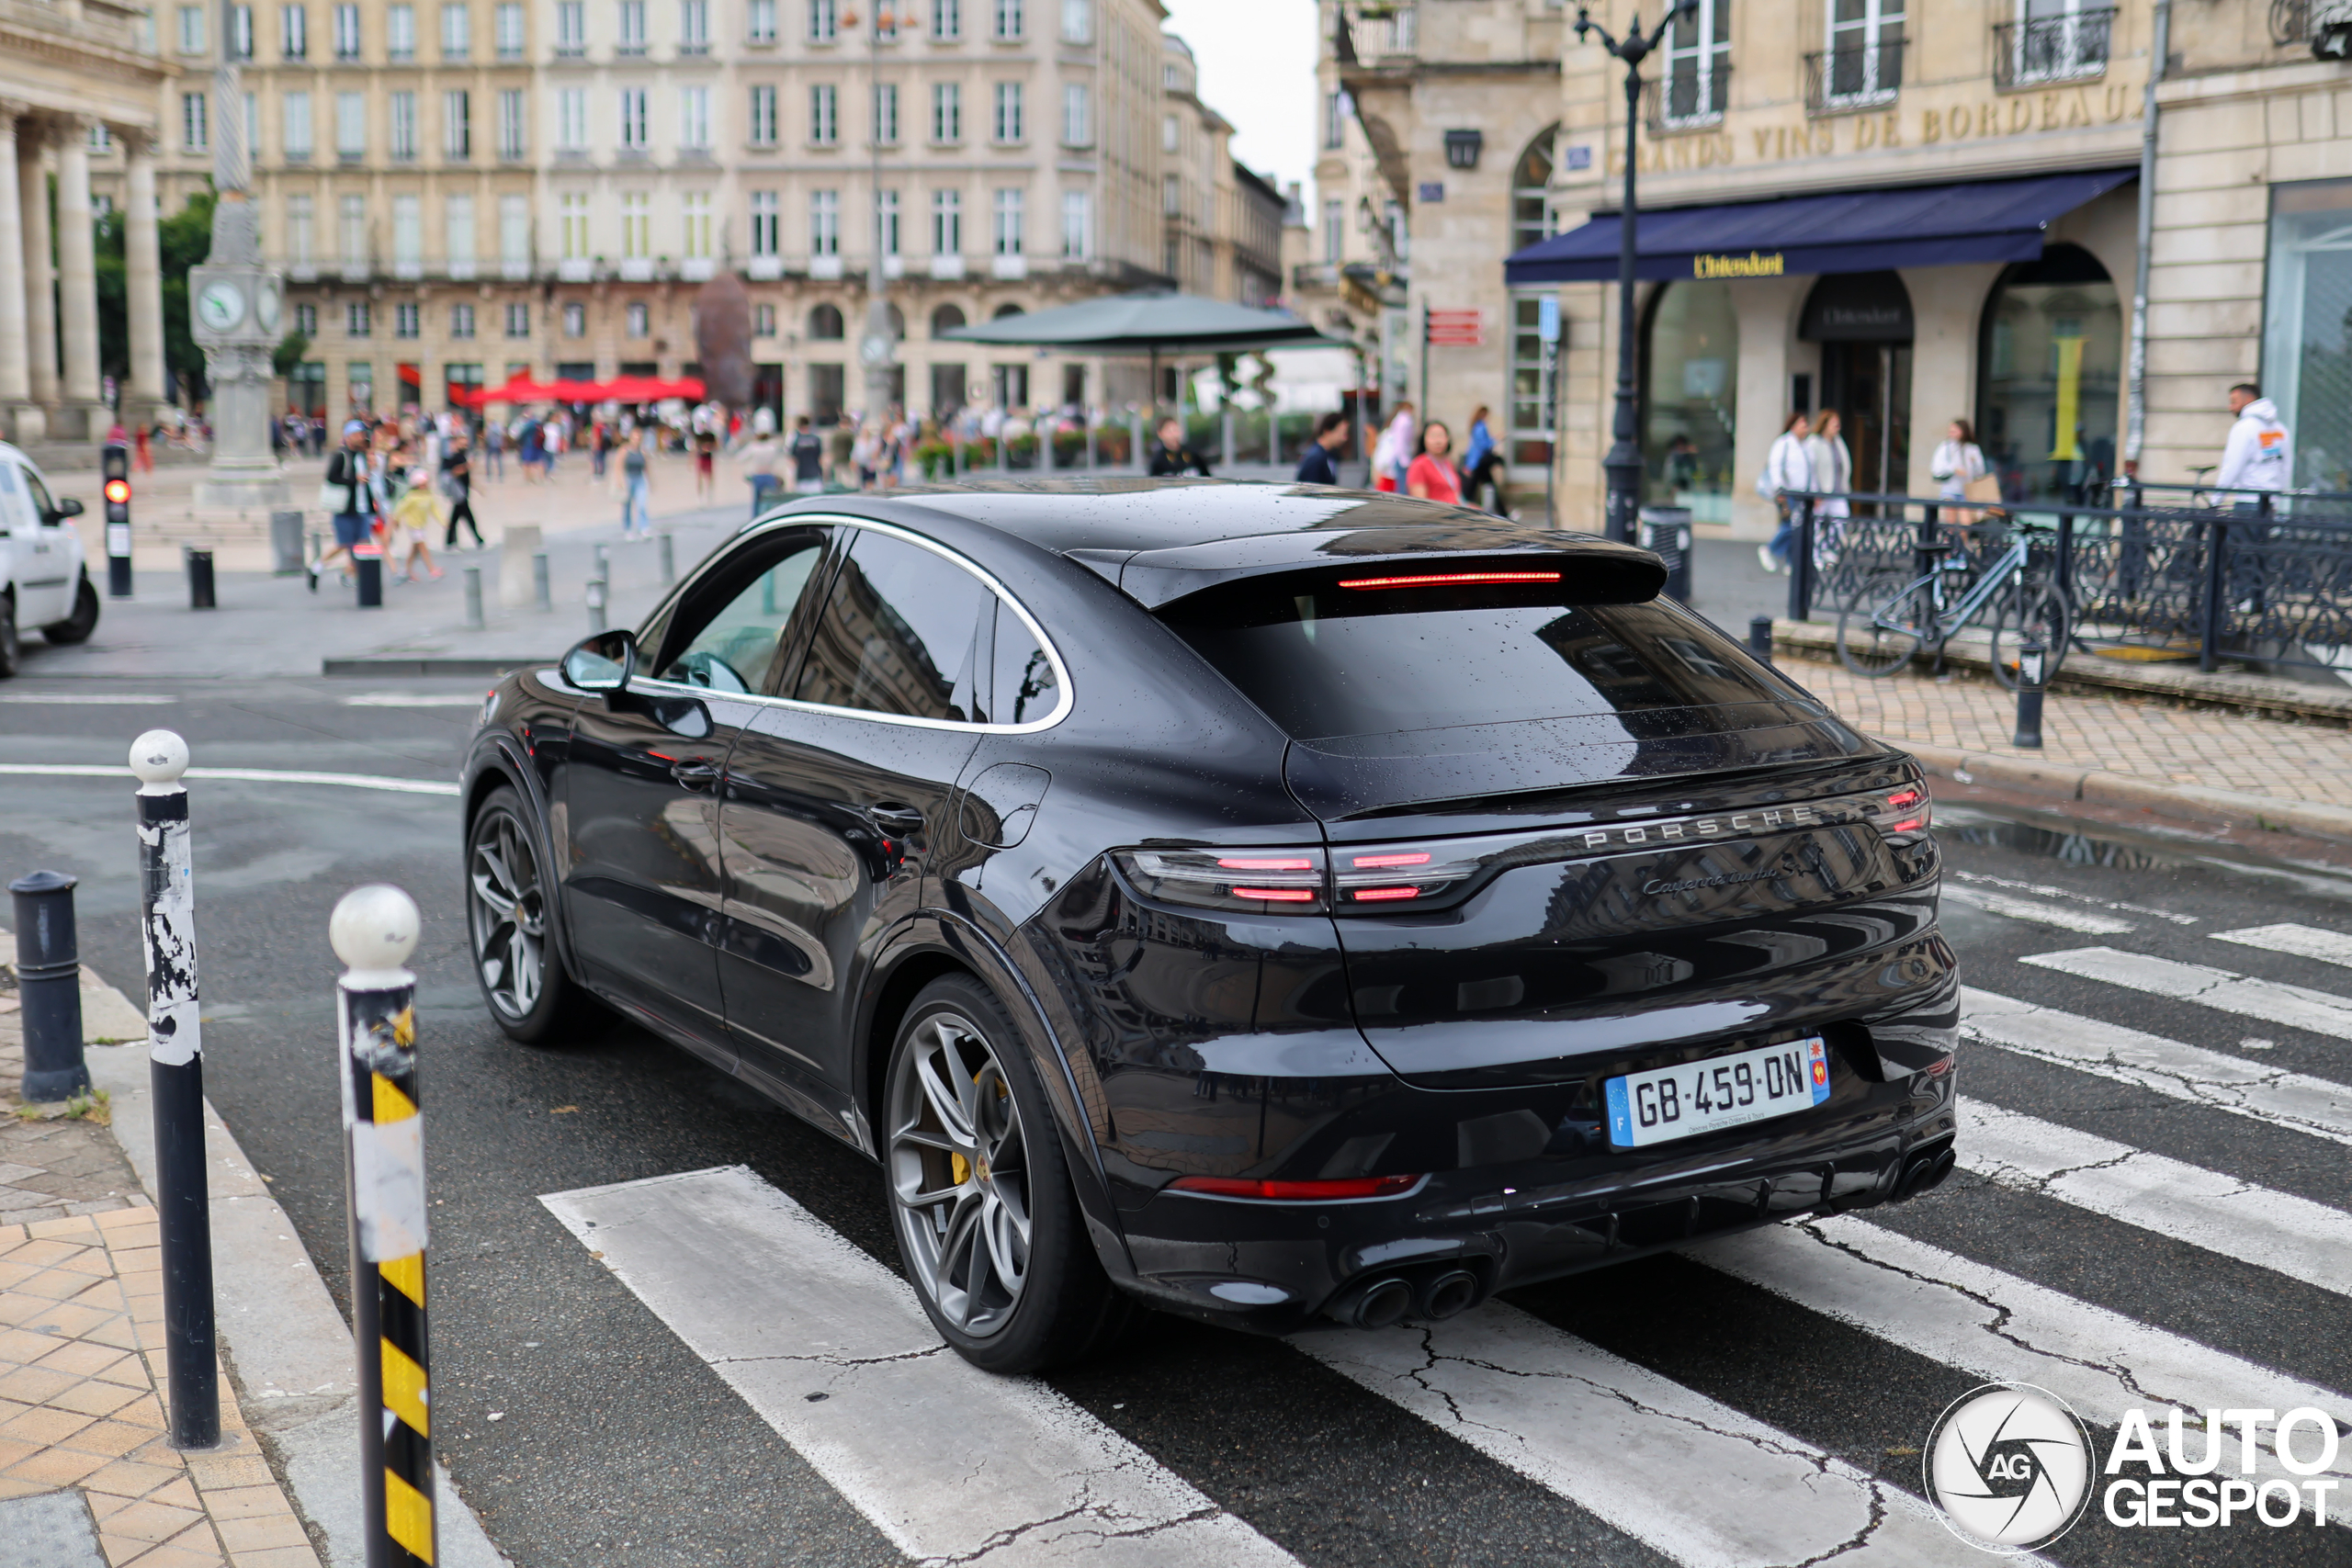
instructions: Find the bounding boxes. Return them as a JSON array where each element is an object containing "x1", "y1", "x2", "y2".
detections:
[
  {"x1": 989, "y1": 598, "x2": 1059, "y2": 725},
  {"x1": 653, "y1": 536, "x2": 829, "y2": 694},
  {"x1": 17, "y1": 465, "x2": 58, "y2": 525},
  {"x1": 0, "y1": 463, "x2": 30, "y2": 534},
  {"x1": 794, "y1": 531, "x2": 991, "y2": 721}
]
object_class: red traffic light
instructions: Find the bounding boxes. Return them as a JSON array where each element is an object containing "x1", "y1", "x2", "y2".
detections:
[{"x1": 104, "y1": 479, "x2": 131, "y2": 504}]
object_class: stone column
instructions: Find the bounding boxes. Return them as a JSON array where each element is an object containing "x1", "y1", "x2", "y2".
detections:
[
  {"x1": 0, "y1": 105, "x2": 31, "y2": 437},
  {"x1": 123, "y1": 130, "x2": 167, "y2": 423},
  {"x1": 18, "y1": 117, "x2": 56, "y2": 426},
  {"x1": 55, "y1": 118, "x2": 103, "y2": 434}
]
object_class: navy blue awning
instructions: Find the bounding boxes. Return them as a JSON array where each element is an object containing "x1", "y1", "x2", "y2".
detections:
[{"x1": 1503, "y1": 168, "x2": 2137, "y2": 286}]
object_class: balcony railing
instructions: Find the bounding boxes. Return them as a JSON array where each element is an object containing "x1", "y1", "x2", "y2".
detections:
[
  {"x1": 1804, "y1": 39, "x2": 1904, "y2": 115},
  {"x1": 1992, "y1": 7, "x2": 2114, "y2": 88},
  {"x1": 1644, "y1": 62, "x2": 1731, "y2": 131},
  {"x1": 1344, "y1": 4, "x2": 1416, "y2": 61}
]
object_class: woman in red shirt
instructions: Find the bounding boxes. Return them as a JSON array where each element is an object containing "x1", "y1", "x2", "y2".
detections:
[{"x1": 1406, "y1": 421, "x2": 1464, "y2": 504}]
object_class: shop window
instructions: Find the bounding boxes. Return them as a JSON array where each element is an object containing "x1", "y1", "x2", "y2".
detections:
[
  {"x1": 1977, "y1": 243, "x2": 2120, "y2": 505},
  {"x1": 1511, "y1": 127, "x2": 1555, "y2": 255},
  {"x1": 2265, "y1": 178, "x2": 2352, "y2": 492},
  {"x1": 1508, "y1": 295, "x2": 1557, "y2": 468},
  {"x1": 1638, "y1": 280, "x2": 1737, "y2": 522}
]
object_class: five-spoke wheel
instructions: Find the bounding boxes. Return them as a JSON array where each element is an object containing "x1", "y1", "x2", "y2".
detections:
[{"x1": 465, "y1": 785, "x2": 587, "y2": 1043}]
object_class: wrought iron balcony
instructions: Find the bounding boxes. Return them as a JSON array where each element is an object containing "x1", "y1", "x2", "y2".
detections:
[
  {"x1": 1993, "y1": 7, "x2": 2114, "y2": 87},
  {"x1": 1643, "y1": 63, "x2": 1731, "y2": 131},
  {"x1": 1804, "y1": 39, "x2": 1904, "y2": 115}
]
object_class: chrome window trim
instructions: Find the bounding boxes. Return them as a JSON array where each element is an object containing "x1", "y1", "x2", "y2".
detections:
[{"x1": 635, "y1": 513, "x2": 1075, "y2": 733}]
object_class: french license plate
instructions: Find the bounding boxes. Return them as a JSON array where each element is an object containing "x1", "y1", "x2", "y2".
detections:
[{"x1": 1604, "y1": 1037, "x2": 1831, "y2": 1149}]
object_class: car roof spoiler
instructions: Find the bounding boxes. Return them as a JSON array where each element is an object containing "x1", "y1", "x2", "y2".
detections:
[{"x1": 1085, "y1": 525, "x2": 1669, "y2": 610}]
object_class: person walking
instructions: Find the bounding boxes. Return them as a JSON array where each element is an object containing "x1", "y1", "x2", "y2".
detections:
[
  {"x1": 1148, "y1": 416, "x2": 1211, "y2": 476},
  {"x1": 440, "y1": 431, "x2": 482, "y2": 548},
  {"x1": 788, "y1": 414, "x2": 828, "y2": 494},
  {"x1": 483, "y1": 418, "x2": 505, "y2": 479},
  {"x1": 2217, "y1": 382, "x2": 2291, "y2": 502},
  {"x1": 1929, "y1": 419, "x2": 1989, "y2": 508},
  {"x1": 738, "y1": 423, "x2": 784, "y2": 517},
  {"x1": 619, "y1": 436, "x2": 652, "y2": 538},
  {"x1": 388, "y1": 468, "x2": 446, "y2": 582},
  {"x1": 312, "y1": 419, "x2": 376, "y2": 590},
  {"x1": 1462, "y1": 404, "x2": 1509, "y2": 515},
  {"x1": 1406, "y1": 421, "x2": 1464, "y2": 504},
  {"x1": 1295, "y1": 411, "x2": 1349, "y2": 484},
  {"x1": 1758, "y1": 411, "x2": 1815, "y2": 575},
  {"x1": 694, "y1": 428, "x2": 718, "y2": 502},
  {"x1": 518, "y1": 414, "x2": 546, "y2": 483},
  {"x1": 1804, "y1": 409, "x2": 1853, "y2": 567},
  {"x1": 1371, "y1": 402, "x2": 1416, "y2": 492}
]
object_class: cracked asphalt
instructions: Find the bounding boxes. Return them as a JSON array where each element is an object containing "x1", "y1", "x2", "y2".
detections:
[{"x1": 7, "y1": 679, "x2": 2352, "y2": 1564}]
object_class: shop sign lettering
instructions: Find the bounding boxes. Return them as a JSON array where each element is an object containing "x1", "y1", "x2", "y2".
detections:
[
  {"x1": 1607, "y1": 84, "x2": 2140, "y2": 175},
  {"x1": 1693, "y1": 252, "x2": 1785, "y2": 278}
]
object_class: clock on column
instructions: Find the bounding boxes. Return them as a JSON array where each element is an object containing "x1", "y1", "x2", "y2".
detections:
[{"x1": 196, "y1": 279, "x2": 247, "y2": 334}]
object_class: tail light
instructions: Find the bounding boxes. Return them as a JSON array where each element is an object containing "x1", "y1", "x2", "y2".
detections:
[
  {"x1": 1870, "y1": 779, "x2": 1933, "y2": 845},
  {"x1": 1330, "y1": 843, "x2": 1486, "y2": 906},
  {"x1": 1170, "y1": 1173, "x2": 1419, "y2": 1200},
  {"x1": 1114, "y1": 847, "x2": 1330, "y2": 912}
]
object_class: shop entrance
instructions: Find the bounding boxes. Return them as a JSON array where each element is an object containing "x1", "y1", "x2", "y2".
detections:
[{"x1": 1802, "y1": 271, "x2": 1913, "y2": 506}]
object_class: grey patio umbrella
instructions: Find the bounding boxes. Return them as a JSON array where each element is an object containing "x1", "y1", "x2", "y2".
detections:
[{"x1": 938, "y1": 290, "x2": 1347, "y2": 408}]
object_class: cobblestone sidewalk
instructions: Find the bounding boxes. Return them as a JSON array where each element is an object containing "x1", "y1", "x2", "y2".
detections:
[{"x1": 1784, "y1": 651, "x2": 2352, "y2": 809}]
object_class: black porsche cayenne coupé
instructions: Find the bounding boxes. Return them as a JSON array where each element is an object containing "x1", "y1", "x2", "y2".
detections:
[{"x1": 459, "y1": 479, "x2": 1960, "y2": 1372}]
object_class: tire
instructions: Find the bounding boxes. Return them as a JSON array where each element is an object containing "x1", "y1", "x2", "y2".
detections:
[
  {"x1": 465, "y1": 785, "x2": 594, "y2": 1043},
  {"x1": 0, "y1": 592, "x2": 20, "y2": 680},
  {"x1": 883, "y1": 975, "x2": 1135, "y2": 1374},
  {"x1": 41, "y1": 575, "x2": 99, "y2": 645},
  {"x1": 1837, "y1": 577, "x2": 1929, "y2": 677},
  {"x1": 1989, "y1": 585, "x2": 2071, "y2": 692}
]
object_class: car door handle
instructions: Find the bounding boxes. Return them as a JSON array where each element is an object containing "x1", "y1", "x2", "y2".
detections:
[
  {"x1": 669, "y1": 760, "x2": 723, "y2": 791},
  {"x1": 867, "y1": 802, "x2": 926, "y2": 835}
]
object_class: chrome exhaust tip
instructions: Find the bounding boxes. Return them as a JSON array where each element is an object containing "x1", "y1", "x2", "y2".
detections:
[
  {"x1": 1416, "y1": 1269, "x2": 1481, "y2": 1321},
  {"x1": 1329, "y1": 1275, "x2": 1414, "y2": 1330}
]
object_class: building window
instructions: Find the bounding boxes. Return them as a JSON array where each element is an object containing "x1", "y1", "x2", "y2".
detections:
[
  {"x1": 333, "y1": 2, "x2": 359, "y2": 56},
  {"x1": 811, "y1": 188, "x2": 839, "y2": 255},
  {"x1": 387, "y1": 3, "x2": 414, "y2": 57},
  {"x1": 618, "y1": 0, "x2": 646, "y2": 51},
  {"x1": 393, "y1": 195, "x2": 423, "y2": 269},
  {"x1": 626, "y1": 300, "x2": 650, "y2": 336},
  {"x1": 447, "y1": 192, "x2": 476, "y2": 264},
  {"x1": 230, "y1": 4, "x2": 254, "y2": 57},
  {"x1": 281, "y1": 3, "x2": 307, "y2": 55},
  {"x1": 497, "y1": 89, "x2": 525, "y2": 158},
  {"x1": 181, "y1": 94, "x2": 208, "y2": 152},
  {"x1": 441, "y1": 2, "x2": 468, "y2": 57},
  {"x1": 451, "y1": 302, "x2": 476, "y2": 338},
  {"x1": 621, "y1": 191, "x2": 650, "y2": 256},
  {"x1": 1320, "y1": 197, "x2": 1342, "y2": 263},
  {"x1": 619, "y1": 88, "x2": 648, "y2": 149},
  {"x1": 1161, "y1": 112, "x2": 1177, "y2": 153},
  {"x1": 494, "y1": 0, "x2": 522, "y2": 54},
  {"x1": 390, "y1": 92, "x2": 417, "y2": 159},
  {"x1": 288, "y1": 195, "x2": 314, "y2": 264},
  {"x1": 751, "y1": 85, "x2": 777, "y2": 145},
  {"x1": 751, "y1": 189, "x2": 779, "y2": 254},
  {"x1": 555, "y1": 0, "x2": 583, "y2": 51},
  {"x1": 500, "y1": 193, "x2": 528, "y2": 267},
  {"x1": 284, "y1": 93, "x2": 313, "y2": 160},
  {"x1": 1818, "y1": 0, "x2": 1903, "y2": 108},
  {"x1": 557, "y1": 89, "x2": 587, "y2": 149},
  {"x1": 808, "y1": 0, "x2": 835, "y2": 41},
  {"x1": 445, "y1": 90, "x2": 471, "y2": 159},
  {"x1": 1511, "y1": 128, "x2": 1555, "y2": 254},
  {"x1": 679, "y1": 0, "x2": 707, "y2": 52},
  {"x1": 395, "y1": 301, "x2": 421, "y2": 338},
  {"x1": 245, "y1": 92, "x2": 260, "y2": 161},
  {"x1": 1061, "y1": 84, "x2": 1088, "y2": 146},
  {"x1": 992, "y1": 187, "x2": 1022, "y2": 254},
  {"x1": 808, "y1": 303, "x2": 843, "y2": 339},
  {"x1": 874, "y1": 82, "x2": 899, "y2": 144},
  {"x1": 348, "y1": 301, "x2": 372, "y2": 336},
  {"x1": 810, "y1": 84, "x2": 837, "y2": 144},
  {"x1": 1660, "y1": 2, "x2": 1729, "y2": 125},
  {"x1": 992, "y1": 0, "x2": 1020, "y2": 39},
  {"x1": 754, "y1": 303, "x2": 776, "y2": 336},
  {"x1": 683, "y1": 191, "x2": 712, "y2": 257},
  {"x1": 876, "y1": 188, "x2": 899, "y2": 254},
  {"x1": 932, "y1": 0, "x2": 959, "y2": 39},
  {"x1": 992, "y1": 82, "x2": 1023, "y2": 142},
  {"x1": 177, "y1": 6, "x2": 206, "y2": 52},
  {"x1": 499, "y1": 301, "x2": 526, "y2": 338},
  {"x1": 563, "y1": 300, "x2": 587, "y2": 336},
  {"x1": 1059, "y1": 0, "x2": 1088, "y2": 43},
  {"x1": 340, "y1": 194, "x2": 368, "y2": 262},
  {"x1": 560, "y1": 191, "x2": 590, "y2": 256},
  {"x1": 295, "y1": 301, "x2": 317, "y2": 334},
  {"x1": 932, "y1": 188, "x2": 960, "y2": 254},
  {"x1": 932, "y1": 82, "x2": 960, "y2": 141},
  {"x1": 2266, "y1": 181, "x2": 2352, "y2": 491},
  {"x1": 1162, "y1": 174, "x2": 1180, "y2": 217},
  {"x1": 337, "y1": 92, "x2": 366, "y2": 157},
  {"x1": 748, "y1": 0, "x2": 775, "y2": 40},
  {"x1": 680, "y1": 85, "x2": 711, "y2": 148},
  {"x1": 1059, "y1": 188, "x2": 1088, "y2": 259}
]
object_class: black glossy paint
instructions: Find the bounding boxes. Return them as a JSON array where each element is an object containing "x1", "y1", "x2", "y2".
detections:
[{"x1": 459, "y1": 479, "x2": 1960, "y2": 1332}]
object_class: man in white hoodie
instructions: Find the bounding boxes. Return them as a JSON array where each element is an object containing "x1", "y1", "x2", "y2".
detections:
[{"x1": 2216, "y1": 382, "x2": 2291, "y2": 501}]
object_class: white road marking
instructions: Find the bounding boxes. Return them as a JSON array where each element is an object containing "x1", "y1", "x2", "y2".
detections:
[
  {"x1": 1690, "y1": 1216, "x2": 2352, "y2": 1488},
  {"x1": 0, "y1": 693, "x2": 176, "y2": 704},
  {"x1": 1947, "y1": 868, "x2": 2196, "y2": 924},
  {"x1": 1959, "y1": 1100, "x2": 2352, "y2": 1297},
  {"x1": 1939, "y1": 885, "x2": 2135, "y2": 934},
  {"x1": 338, "y1": 692, "x2": 489, "y2": 707},
  {"x1": 2214, "y1": 923, "x2": 2352, "y2": 970},
  {"x1": 1962, "y1": 987, "x2": 2352, "y2": 1145},
  {"x1": 0, "y1": 762, "x2": 458, "y2": 796},
  {"x1": 2018, "y1": 945, "x2": 2352, "y2": 1042},
  {"x1": 540, "y1": 1167, "x2": 1301, "y2": 1568},
  {"x1": 1306, "y1": 1306, "x2": 2038, "y2": 1568}
]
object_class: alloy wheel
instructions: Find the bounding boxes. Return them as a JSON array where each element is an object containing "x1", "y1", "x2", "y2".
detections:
[
  {"x1": 468, "y1": 807, "x2": 546, "y2": 1020},
  {"x1": 887, "y1": 1010, "x2": 1033, "y2": 1338}
]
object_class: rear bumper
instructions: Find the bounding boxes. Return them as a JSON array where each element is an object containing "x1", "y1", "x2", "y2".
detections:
[{"x1": 1110, "y1": 1066, "x2": 1959, "y2": 1337}]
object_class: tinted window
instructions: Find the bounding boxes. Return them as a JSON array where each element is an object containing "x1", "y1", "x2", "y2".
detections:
[
  {"x1": 794, "y1": 532, "x2": 990, "y2": 720},
  {"x1": 989, "y1": 599, "x2": 1060, "y2": 725},
  {"x1": 1165, "y1": 589, "x2": 1809, "y2": 740},
  {"x1": 654, "y1": 537, "x2": 826, "y2": 694}
]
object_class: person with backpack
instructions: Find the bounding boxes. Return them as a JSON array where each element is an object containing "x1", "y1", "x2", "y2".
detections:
[
  {"x1": 312, "y1": 420, "x2": 377, "y2": 590},
  {"x1": 1757, "y1": 411, "x2": 1815, "y2": 575}
]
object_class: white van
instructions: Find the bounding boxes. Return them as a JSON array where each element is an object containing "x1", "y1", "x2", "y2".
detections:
[{"x1": 0, "y1": 442, "x2": 99, "y2": 674}]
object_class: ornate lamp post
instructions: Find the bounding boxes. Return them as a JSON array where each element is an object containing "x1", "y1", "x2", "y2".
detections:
[{"x1": 1576, "y1": 2, "x2": 1692, "y2": 545}]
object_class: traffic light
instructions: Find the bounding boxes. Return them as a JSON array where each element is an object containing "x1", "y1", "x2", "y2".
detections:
[{"x1": 101, "y1": 443, "x2": 131, "y2": 597}]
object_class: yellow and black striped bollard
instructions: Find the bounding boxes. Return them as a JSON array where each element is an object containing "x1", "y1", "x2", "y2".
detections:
[{"x1": 331, "y1": 885, "x2": 436, "y2": 1568}]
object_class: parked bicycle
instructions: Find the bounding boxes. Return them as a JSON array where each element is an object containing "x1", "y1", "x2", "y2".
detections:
[{"x1": 1836, "y1": 514, "x2": 2070, "y2": 688}]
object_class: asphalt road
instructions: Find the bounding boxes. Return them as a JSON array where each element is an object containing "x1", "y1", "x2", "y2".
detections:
[{"x1": 8, "y1": 674, "x2": 2352, "y2": 1566}]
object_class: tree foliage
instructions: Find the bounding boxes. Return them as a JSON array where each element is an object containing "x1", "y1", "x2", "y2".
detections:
[
  {"x1": 272, "y1": 331, "x2": 311, "y2": 378},
  {"x1": 93, "y1": 183, "x2": 218, "y2": 403}
]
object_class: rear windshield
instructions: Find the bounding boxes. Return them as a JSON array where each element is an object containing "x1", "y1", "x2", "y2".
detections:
[{"x1": 1163, "y1": 585, "x2": 1814, "y2": 741}]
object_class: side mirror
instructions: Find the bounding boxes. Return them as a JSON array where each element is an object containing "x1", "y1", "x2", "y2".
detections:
[
  {"x1": 52, "y1": 497, "x2": 84, "y2": 519},
  {"x1": 562, "y1": 628, "x2": 638, "y2": 692}
]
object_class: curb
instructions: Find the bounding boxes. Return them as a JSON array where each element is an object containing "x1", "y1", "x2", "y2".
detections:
[{"x1": 1899, "y1": 740, "x2": 2352, "y2": 844}]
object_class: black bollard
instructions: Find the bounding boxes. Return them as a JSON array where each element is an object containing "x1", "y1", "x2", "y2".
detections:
[
  {"x1": 9, "y1": 871, "x2": 89, "y2": 1102},
  {"x1": 186, "y1": 549, "x2": 217, "y2": 609},
  {"x1": 2014, "y1": 642, "x2": 2047, "y2": 750},
  {"x1": 354, "y1": 543, "x2": 385, "y2": 608},
  {"x1": 1748, "y1": 615, "x2": 1775, "y2": 665}
]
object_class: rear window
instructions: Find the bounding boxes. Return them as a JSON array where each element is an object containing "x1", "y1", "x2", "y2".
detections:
[{"x1": 1162, "y1": 581, "x2": 1812, "y2": 741}]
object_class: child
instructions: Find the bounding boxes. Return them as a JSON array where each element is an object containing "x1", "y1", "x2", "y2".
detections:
[{"x1": 389, "y1": 468, "x2": 446, "y2": 581}]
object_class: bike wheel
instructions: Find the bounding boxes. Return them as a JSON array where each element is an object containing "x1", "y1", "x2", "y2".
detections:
[
  {"x1": 1837, "y1": 578, "x2": 1930, "y2": 677},
  {"x1": 1989, "y1": 584, "x2": 2071, "y2": 691}
]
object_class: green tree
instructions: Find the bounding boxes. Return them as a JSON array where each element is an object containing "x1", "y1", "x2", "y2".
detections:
[
  {"x1": 94, "y1": 183, "x2": 217, "y2": 404},
  {"x1": 271, "y1": 330, "x2": 311, "y2": 378}
]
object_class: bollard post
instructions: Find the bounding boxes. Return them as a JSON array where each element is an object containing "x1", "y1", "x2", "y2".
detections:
[
  {"x1": 129, "y1": 729, "x2": 220, "y2": 1450},
  {"x1": 186, "y1": 549, "x2": 217, "y2": 610},
  {"x1": 659, "y1": 531, "x2": 675, "y2": 586},
  {"x1": 354, "y1": 544, "x2": 385, "y2": 608},
  {"x1": 1748, "y1": 615, "x2": 1775, "y2": 666},
  {"x1": 8, "y1": 871, "x2": 89, "y2": 1101},
  {"x1": 462, "y1": 567, "x2": 484, "y2": 630},
  {"x1": 331, "y1": 886, "x2": 437, "y2": 1568},
  {"x1": 1086, "y1": 420, "x2": 1098, "y2": 470},
  {"x1": 2013, "y1": 642, "x2": 2047, "y2": 749},
  {"x1": 1220, "y1": 409, "x2": 1235, "y2": 471},
  {"x1": 532, "y1": 550, "x2": 551, "y2": 613},
  {"x1": 585, "y1": 570, "x2": 606, "y2": 634}
]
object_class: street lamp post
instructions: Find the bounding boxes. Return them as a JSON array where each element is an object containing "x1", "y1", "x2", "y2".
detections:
[{"x1": 1576, "y1": 3, "x2": 1693, "y2": 545}]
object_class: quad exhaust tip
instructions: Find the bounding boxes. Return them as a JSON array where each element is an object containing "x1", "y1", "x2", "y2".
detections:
[{"x1": 1329, "y1": 1263, "x2": 1487, "y2": 1329}]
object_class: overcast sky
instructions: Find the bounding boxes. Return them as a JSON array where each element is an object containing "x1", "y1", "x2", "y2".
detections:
[{"x1": 1159, "y1": 0, "x2": 1319, "y2": 199}]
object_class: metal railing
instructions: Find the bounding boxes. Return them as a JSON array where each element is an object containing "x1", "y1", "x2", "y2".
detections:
[
  {"x1": 1992, "y1": 7, "x2": 2114, "y2": 87},
  {"x1": 1804, "y1": 39, "x2": 1904, "y2": 114},
  {"x1": 1643, "y1": 63, "x2": 1732, "y2": 130},
  {"x1": 1780, "y1": 485, "x2": 2352, "y2": 678}
]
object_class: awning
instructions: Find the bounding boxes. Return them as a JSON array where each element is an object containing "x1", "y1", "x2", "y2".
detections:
[{"x1": 1503, "y1": 168, "x2": 2136, "y2": 286}]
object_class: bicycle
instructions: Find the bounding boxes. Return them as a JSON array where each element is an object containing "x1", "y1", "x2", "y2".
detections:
[{"x1": 1836, "y1": 514, "x2": 2070, "y2": 688}]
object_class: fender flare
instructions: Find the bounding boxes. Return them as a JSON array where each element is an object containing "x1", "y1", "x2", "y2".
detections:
[{"x1": 459, "y1": 733, "x2": 583, "y2": 986}]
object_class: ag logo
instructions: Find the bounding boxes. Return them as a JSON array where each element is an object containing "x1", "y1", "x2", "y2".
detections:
[{"x1": 1924, "y1": 1382, "x2": 2094, "y2": 1553}]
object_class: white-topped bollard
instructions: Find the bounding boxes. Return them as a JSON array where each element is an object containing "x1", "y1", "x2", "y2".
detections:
[
  {"x1": 130, "y1": 728, "x2": 219, "y2": 1450},
  {"x1": 332, "y1": 884, "x2": 437, "y2": 1568}
]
